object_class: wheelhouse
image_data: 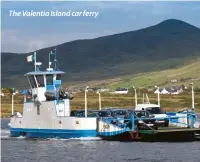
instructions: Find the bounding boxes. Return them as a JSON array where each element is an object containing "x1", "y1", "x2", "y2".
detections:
[{"x1": 25, "y1": 71, "x2": 65, "y2": 102}]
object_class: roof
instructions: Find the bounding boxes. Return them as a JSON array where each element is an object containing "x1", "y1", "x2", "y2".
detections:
[
  {"x1": 165, "y1": 86, "x2": 182, "y2": 92},
  {"x1": 161, "y1": 88, "x2": 169, "y2": 94},
  {"x1": 24, "y1": 71, "x2": 65, "y2": 76},
  {"x1": 115, "y1": 88, "x2": 128, "y2": 91}
]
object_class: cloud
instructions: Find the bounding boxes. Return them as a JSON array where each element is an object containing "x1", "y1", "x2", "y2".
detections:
[
  {"x1": 1, "y1": 1, "x2": 200, "y2": 53},
  {"x1": 1, "y1": 29, "x2": 115, "y2": 53}
]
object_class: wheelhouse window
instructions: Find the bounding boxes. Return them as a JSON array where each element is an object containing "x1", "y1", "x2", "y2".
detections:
[
  {"x1": 36, "y1": 75, "x2": 44, "y2": 87},
  {"x1": 28, "y1": 76, "x2": 37, "y2": 88},
  {"x1": 56, "y1": 74, "x2": 62, "y2": 80},
  {"x1": 46, "y1": 75, "x2": 53, "y2": 85}
]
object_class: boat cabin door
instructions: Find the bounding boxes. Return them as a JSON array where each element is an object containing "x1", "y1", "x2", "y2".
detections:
[{"x1": 27, "y1": 74, "x2": 46, "y2": 101}]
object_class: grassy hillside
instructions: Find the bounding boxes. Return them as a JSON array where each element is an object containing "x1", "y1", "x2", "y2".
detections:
[
  {"x1": 2, "y1": 19, "x2": 200, "y2": 88},
  {"x1": 108, "y1": 59, "x2": 200, "y2": 89}
]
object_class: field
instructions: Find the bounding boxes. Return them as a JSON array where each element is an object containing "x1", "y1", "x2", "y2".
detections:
[
  {"x1": 64, "y1": 59, "x2": 200, "y2": 91},
  {"x1": 108, "y1": 60, "x2": 200, "y2": 89},
  {"x1": 1, "y1": 91, "x2": 200, "y2": 118},
  {"x1": 66, "y1": 60, "x2": 200, "y2": 90}
]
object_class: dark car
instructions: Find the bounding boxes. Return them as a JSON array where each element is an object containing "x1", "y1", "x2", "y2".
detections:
[
  {"x1": 70, "y1": 110, "x2": 111, "y2": 117},
  {"x1": 90, "y1": 110, "x2": 111, "y2": 117},
  {"x1": 133, "y1": 110, "x2": 170, "y2": 129},
  {"x1": 121, "y1": 109, "x2": 168, "y2": 130}
]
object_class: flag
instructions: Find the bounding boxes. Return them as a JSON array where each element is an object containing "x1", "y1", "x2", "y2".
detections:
[{"x1": 26, "y1": 54, "x2": 35, "y2": 62}]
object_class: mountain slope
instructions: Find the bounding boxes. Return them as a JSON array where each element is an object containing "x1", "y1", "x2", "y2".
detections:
[
  {"x1": 1, "y1": 19, "x2": 200, "y2": 88},
  {"x1": 108, "y1": 59, "x2": 200, "y2": 89}
]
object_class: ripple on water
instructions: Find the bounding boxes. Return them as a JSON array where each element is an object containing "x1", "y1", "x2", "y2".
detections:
[{"x1": 1, "y1": 119, "x2": 200, "y2": 162}]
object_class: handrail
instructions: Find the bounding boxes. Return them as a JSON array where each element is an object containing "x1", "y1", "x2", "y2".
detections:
[
  {"x1": 133, "y1": 113, "x2": 155, "y2": 131},
  {"x1": 100, "y1": 115, "x2": 194, "y2": 121},
  {"x1": 99, "y1": 113, "x2": 197, "y2": 129}
]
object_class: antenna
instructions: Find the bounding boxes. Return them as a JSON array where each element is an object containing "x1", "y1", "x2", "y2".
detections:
[
  {"x1": 54, "y1": 48, "x2": 57, "y2": 70},
  {"x1": 47, "y1": 51, "x2": 53, "y2": 71},
  {"x1": 49, "y1": 51, "x2": 52, "y2": 69}
]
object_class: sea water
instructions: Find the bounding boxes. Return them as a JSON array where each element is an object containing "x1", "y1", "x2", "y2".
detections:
[{"x1": 1, "y1": 119, "x2": 200, "y2": 162}]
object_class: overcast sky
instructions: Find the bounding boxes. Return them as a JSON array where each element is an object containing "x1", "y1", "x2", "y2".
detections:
[{"x1": 2, "y1": 1, "x2": 200, "y2": 53}]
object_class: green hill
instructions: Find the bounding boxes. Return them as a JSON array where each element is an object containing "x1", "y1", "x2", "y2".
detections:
[
  {"x1": 107, "y1": 59, "x2": 200, "y2": 89},
  {"x1": 1, "y1": 19, "x2": 200, "y2": 88}
]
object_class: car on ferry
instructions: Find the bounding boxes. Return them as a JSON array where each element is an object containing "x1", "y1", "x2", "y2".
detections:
[
  {"x1": 70, "y1": 110, "x2": 111, "y2": 117},
  {"x1": 104, "y1": 108, "x2": 168, "y2": 129},
  {"x1": 135, "y1": 104, "x2": 169, "y2": 127}
]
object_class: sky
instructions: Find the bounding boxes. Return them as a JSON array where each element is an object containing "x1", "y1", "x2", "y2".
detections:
[{"x1": 1, "y1": 1, "x2": 200, "y2": 53}]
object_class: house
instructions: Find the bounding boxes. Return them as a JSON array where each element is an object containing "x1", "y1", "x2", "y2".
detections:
[
  {"x1": 97, "y1": 88, "x2": 110, "y2": 92},
  {"x1": 0, "y1": 91, "x2": 4, "y2": 97},
  {"x1": 166, "y1": 86, "x2": 183, "y2": 95},
  {"x1": 171, "y1": 79, "x2": 178, "y2": 83},
  {"x1": 154, "y1": 88, "x2": 163, "y2": 94},
  {"x1": 154, "y1": 89, "x2": 160, "y2": 94},
  {"x1": 154, "y1": 86, "x2": 183, "y2": 95},
  {"x1": 87, "y1": 88, "x2": 94, "y2": 92},
  {"x1": 160, "y1": 88, "x2": 170, "y2": 94},
  {"x1": 111, "y1": 88, "x2": 129, "y2": 94}
]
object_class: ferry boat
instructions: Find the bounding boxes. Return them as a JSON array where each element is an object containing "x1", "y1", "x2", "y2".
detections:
[
  {"x1": 8, "y1": 50, "x2": 98, "y2": 138},
  {"x1": 8, "y1": 50, "x2": 200, "y2": 141}
]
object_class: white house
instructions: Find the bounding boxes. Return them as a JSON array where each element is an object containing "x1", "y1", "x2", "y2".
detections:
[
  {"x1": 166, "y1": 86, "x2": 183, "y2": 95},
  {"x1": 160, "y1": 88, "x2": 170, "y2": 94},
  {"x1": 154, "y1": 89, "x2": 160, "y2": 94},
  {"x1": 98, "y1": 88, "x2": 110, "y2": 92},
  {"x1": 111, "y1": 88, "x2": 129, "y2": 94}
]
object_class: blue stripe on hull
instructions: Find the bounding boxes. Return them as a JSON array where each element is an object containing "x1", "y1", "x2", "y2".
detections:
[
  {"x1": 10, "y1": 128, "x2": 97, "y2": 139},
  {"x1": 98, "y1": 130, "x2": 127, "y2": 136}
]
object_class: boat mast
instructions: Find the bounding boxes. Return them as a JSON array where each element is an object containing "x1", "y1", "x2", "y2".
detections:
[
  {"x1": 33, "y1": 51, "x2": 42, "y2": 72},
  {"x1": 34, "y1": 52, "x2": 36, "y2": 72},
  {"x1": 54, "y1": 48, "x2": 57, "y2": 70},
  {"x1": 49, "y1": 51, "x2": 51, "y2": 69}
]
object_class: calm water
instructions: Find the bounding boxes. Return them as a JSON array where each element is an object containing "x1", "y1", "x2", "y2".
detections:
[{"x1": 1, "y1": 119, "x2": 200, "y2": 162}]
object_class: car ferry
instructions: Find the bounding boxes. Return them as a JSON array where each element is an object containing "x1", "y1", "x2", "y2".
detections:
[
  {"x1": 8, "y1": 50, "x2": 200, "y2": 141},
  {"x1": 8, "y1": 50, "x2": 99, "y2": 138}
]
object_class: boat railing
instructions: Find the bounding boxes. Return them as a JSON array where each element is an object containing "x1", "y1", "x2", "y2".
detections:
[{"x1": 99, "y1": 113, "x2": 197, "y2": 130}]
